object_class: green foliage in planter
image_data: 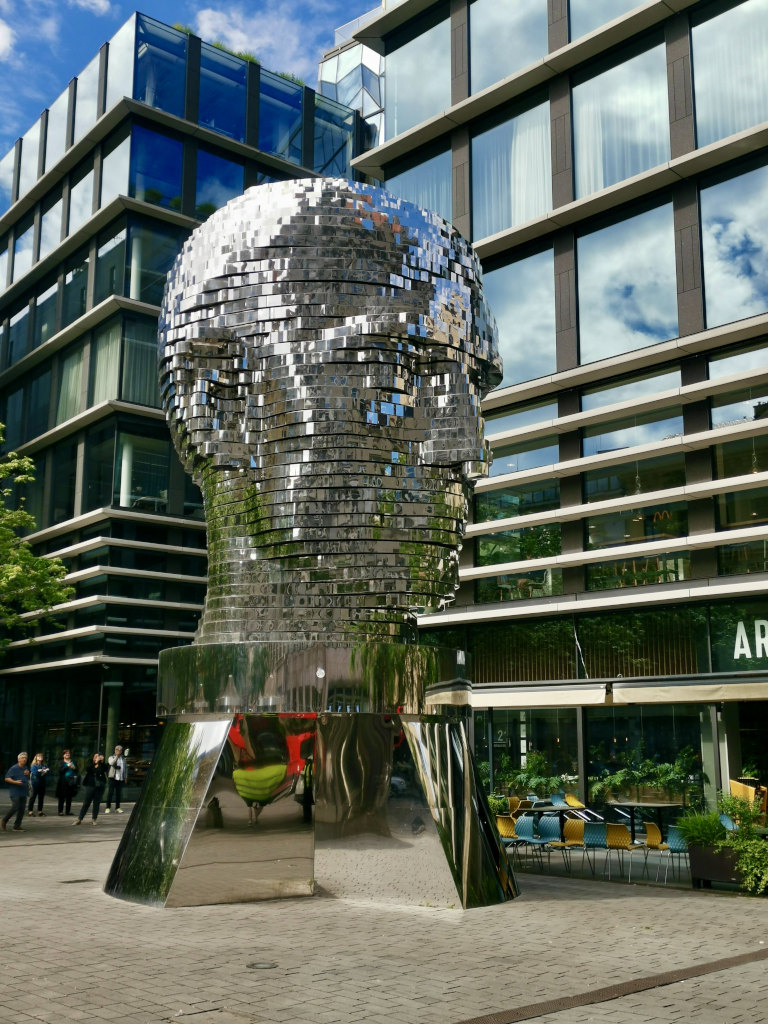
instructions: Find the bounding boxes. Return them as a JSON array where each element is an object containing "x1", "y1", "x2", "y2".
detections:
[
  {"x1": 588, "y1": 743, "x2": 707, "y2": 805},
  {"x1": 675, "y1": 810, "x2": 726, "y2": 847},
  {"x1": 717, "y1": 793, "x2": 768, "y2": 896},
  {"x1": 509, "y1": 750, "x2": 562, "y2": 798},
  {"x1": 487, "y1": 794, "x2": 510, "y2": 816}
]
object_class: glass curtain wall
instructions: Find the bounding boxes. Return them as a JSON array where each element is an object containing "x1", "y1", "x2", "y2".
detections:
[
  {"x1": 258, "y1": 70, "x2": 303, "y2": 164},
  {"x1": 385, "y1": 147, "x2": 452, "y2": 224},
  {"x1": 199, "y1": 43, "x2": 247, "y2": 141},
  {"x1": 385, "y1": 12, "x2": 450, "y2": 138},
  {"x1": 469, "y1": 0, "x2": 547, "y2": 94},
  {"x1": 134, "y1": 15, "x2": 187, "y2": 118},
  {"x1": 569, "y1": 0, "x2": 643, "y2": 40}
]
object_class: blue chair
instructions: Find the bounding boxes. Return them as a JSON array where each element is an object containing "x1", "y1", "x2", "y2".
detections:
[
  {"x1": 663, "y1": 825, "x2": 688, "y2": 884},
  {"x1": 549, "y1": 792, "x2": 569, "y2": 807},
  {"x1": 719, "y1": 812, "x2": 738, "y2": 832},
  {"x1": 581, "y1": 821, "x2": 607, "y2": 876},
  {"x1": 537, "y1": 813, "x2": 573, "y2": 871},
  {"x1": 515, "y1": 814, "x2": 551, "y2": 870}
]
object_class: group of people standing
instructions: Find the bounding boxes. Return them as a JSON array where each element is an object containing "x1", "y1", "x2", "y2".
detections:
[{"x1": 2, "y1": 745, "x2": 129, "y2": 831}]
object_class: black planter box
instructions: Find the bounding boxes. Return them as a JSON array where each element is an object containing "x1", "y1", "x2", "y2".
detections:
[{"x1": 689, "y1": 845, "x2": 742, "y2": 889}]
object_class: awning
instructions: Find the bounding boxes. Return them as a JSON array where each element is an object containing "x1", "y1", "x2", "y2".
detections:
[
  {"x1": 612, "y1": 678, "x2": 768, "y2": 704},
  {"x1": 469, "y1": 682, "x2": 607, "y2": 709}
]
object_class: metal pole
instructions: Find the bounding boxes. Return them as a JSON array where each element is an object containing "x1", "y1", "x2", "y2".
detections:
[{"x1": 97, "y1": 682, "x2": 104, "y2": 752}]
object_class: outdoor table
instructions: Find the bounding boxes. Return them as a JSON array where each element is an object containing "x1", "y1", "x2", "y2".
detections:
[{"x1": 606, "y1": 800, "x2": 682, "y2": 842}]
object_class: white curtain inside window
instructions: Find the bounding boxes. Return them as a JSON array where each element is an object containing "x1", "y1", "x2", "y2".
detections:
[
  {"x1": 56, "y1": 347, "x2": 83, "y2": 424},
  {"x1": 90, "y1": 321, "x2": 120, "y2": 404},
  {"x1": 122, "y1": 320, "x2": 161, "y2": 407},
  {"x1": 472, "y1": 100, "x2": 551, "y2": 240}
]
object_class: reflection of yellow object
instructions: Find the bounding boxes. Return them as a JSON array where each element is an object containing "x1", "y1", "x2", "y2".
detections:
[{"x1": 233, "y1": 766, "x2": 287, "y2": 803}]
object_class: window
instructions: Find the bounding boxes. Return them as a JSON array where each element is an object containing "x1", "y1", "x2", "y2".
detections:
[
  {"x1": 39, "y1": 192, "x2": 63, "y2": 262},
  {"x1": 572, "y1": 40, "x2": 669, "y2": 198},
  {"x1": 717, "y1": 485, "x2": 768, "y2": 530},
  {"x1": 569, "y1": 1, "x2": 644, "y2": 40},
  {"x1": 577, "y1": 202, "x2": 678, "y2": 363},
  {"x1": 68, "y1": 161, "x2": 94, "y2": 235},
  {"x1": 62, "y1": 248, "x2": 90, "y2": 327},
  {"x1": 73, "y1": 54, "x2": 101, "y2": 143},
  {"x1": 314, "y1": 95, "x2": 355, "y2": 176},
  {"x1": 583, "y1": 453, "x2": 686, "y2": 502},
  {"x1": 84, "y1": 424, "x2": 115, "y2": 511},
  {"x1": 2, "y1": 389, "x2": 22, "y2": 449},
  {"x1": 469, "y1": 0, "x2": 547, "y2": 94},
  {"x1": 259, "y1": 70, "x2": 304, "y2": 164},
  {"x1": 122, "y1": 316, "x2": 161, "y2": 407},
  {"x1": 693, "y1": 0, "x2": 768, "y2": 149},
  {"x1": 125, "y1": 219, "x2": 189, "y2": 306},
  {"x1": 26, "y1": 368, "x2": 51, "y2": 440},
  {"x1": 56, "y1": 344, "x2": 84, "y2": 424},
  {"x1": 719, "y1": 541, "x2": 768, "y2": 576},
  {"x1": 12, "y1": 215, "x2": 34, "y2": 282},
  {"x1": 586, "y1": 501, "x2": 688, "y2": 549},
  {"x1": 199, "y1": 43, "x2": 247, "y2": 141},
  {"x1": 90, "y1": 319, "x2": 121, "y2": 405},
  {"x1": 8, "y1": 305, "x2": 30, "y2": 364},
  {"x1": 134, "y1": 15, "x2": 187, "y2": 118},
  {"x1": 50, "y1": 439, "x2": 78, "y2": 524},
  {"x1": 701, "y1": 160, "x2": 768, "y2": 329},
  {"x1": 490, "y1": 436, "x2": 558, "y2": 476},
  {"x1": 483, "y1": 248, "x2": 556, "y2": 385},
  {"x1": 19, "y1": 119, "x2": 41, "y2": 195},
  {"x1": 94, "y1": 224, "x2": 126, "y2": 304},
  {"x1": 33, "y1": 280, "x2": 58, "y2": 349},
  {"x1": 195, "y1": 149, "x2": 244, "y2": 220},
  {"x1": 0, "y1": 240, "x2": 7, "y2": 293},
  {"x1": 472, "y1": 96, "x2": 551, "y2": 237},
  {"x1": 129, "y1": 124, "x2": 183, "y2": 210},
  {"x1": 475, "y1": 479, "x2": 560, "y2": 522},
  {"x1": 714, "y1": 436, "x2": 768, "y2": 480},
  {"x1": 582, "y1": 407, "x2": 683, "y2": 458},
  {"x1": 586, "y1": 551, "x2": 689, "y2": 591},
  {"x1": 43, "y1": 89, "x2": 70, "y2": 173},
  {"x1": 100, "y1": 129, "x2": 130, "y2": 207},
  {"x1": 385, "y1": 12, "x2": 450, "y2": 138},
  {"x1": 710, "y1": 339, "x2": 768, "y2": 379},
  {"x1": 114, "y1": 430, "x2": 170, "y2": 510},
  {"x1": 484, "y1": 399, "x2": 558, "y2": 437},
  {"x1": 711, "y1": 385, "x2": 768, "y2": 429},
  {"x1": 0, "y1": 148, "x2": 15, "y2": 215},
  {"x1": 476, "y1": 523, "x2": 562, "y2": 565},
  {"x1": 106, "y1": 15, "x2": 136, "y2": 112},
  {"x1": 385, "y1": 146, "x2": 452, "y2": 226},
  {"x1": 581, "y1": 365, "x2": 681, "y2": 411},
  {"x1": 476, "y1": 569, "x2": 563, "y2": 603}
]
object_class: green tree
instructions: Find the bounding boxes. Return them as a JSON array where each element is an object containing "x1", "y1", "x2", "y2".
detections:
[{"x1": 0, "y1": 427, "x2": 73, "y2": 652}]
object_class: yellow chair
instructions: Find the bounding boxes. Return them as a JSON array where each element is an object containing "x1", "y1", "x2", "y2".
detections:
[
  {"x1": 605, "y1": 823, "x2": 642, "y2": 882},
  {"x1": 495, "y1": 814, "x2": 521, "y2": 866},
  {"x1": 542, "y1": 816, "x2": 585, "y2": 873},
  {"x1": 638, "y1": 821, "x2": 669, "y2": 882},
  {"x1": 507, "y1": 796, "x2": 520, "y2": 815},
  {"x1": 564, "y1": 792, "x2": 585, "y2": 809}
]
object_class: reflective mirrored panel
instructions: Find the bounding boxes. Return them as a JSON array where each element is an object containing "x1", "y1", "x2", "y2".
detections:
[
  {"x1": 577, "y1": 202, "x2": 678, "y2": 363},
  {"x1": 573, "y1": 39, "x2": 669, "y2": 198},
  {"x1": 314, "y1": 95, "x2": 355, "y2": 176},
  {"x1": 692, "y1": 0, "x2": 768, "y2": 149},
  {"x1": 701, "y1": 160, "x2": 768, "y2": 329},
  {"x1": 385, "y1": 12, "x2": 450, "y2": 138},
  {"x1": 483, "y1": 247, "x2": 556, "y2": 385},
  {"x1": 569, "y1": 0, "x2": 643, "y2": 40},
  {"x1": 469, "y1": 0, "x2": 547, "y2": 94},
  {"x1": 472, "y1": 96, "x2": 551, "y2": 236}
]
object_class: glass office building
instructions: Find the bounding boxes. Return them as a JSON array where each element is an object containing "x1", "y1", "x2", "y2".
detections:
[
  {"x1": 0, "y1": 14, "x2": 360, "y2": 776},
  {"x1": 347, "y1": 0, "x2": 768, "y2": 804}
]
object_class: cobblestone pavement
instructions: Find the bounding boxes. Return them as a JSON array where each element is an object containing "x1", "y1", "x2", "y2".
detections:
[{"x1": 1, "y1": 806, "x2": 767, "y2": 1024}]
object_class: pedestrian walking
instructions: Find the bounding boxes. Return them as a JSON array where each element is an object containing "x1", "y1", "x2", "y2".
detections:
[
  {"x1": 2, "y1": 752, "x2": 30, "y2": 832},
  {"x1": 56, "y1": 750, "x2": 80, "y2": 815},
  {"x1": 104, "y1": 744, "x2": 128, "y2": 814},
  {"x1": 27, "y1": 753, "x2": 51, "y2": 816},
  {"x1": 73, "y1": 752, "x2": 108, "y2": 826}
]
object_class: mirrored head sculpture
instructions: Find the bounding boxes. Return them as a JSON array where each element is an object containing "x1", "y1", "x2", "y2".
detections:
[{"x1": 105, "y1": 180, "x2": 517, "y2": 910}]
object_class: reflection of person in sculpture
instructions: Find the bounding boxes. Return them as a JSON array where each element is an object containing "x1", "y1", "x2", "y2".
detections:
[{"x1": 159, "y1": 178, "x2": 501, "y2": 646}]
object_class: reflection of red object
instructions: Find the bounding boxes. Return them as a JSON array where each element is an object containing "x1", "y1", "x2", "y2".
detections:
[{"x1": 228, "y1": 713, "x2": 316, "y2": 804}]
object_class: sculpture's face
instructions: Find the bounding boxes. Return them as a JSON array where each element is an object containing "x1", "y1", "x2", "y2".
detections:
[{"x1": 160, "y1": 180, "x2": 501, "y2": 489}]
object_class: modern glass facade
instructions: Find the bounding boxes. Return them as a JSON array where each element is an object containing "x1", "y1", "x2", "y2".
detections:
[
  {"x1": 347, "y1": 0, "x2": 768, "y2": 801},
  {"x1": 0, "y1": 14, "x2": 361, "y2": 774}
]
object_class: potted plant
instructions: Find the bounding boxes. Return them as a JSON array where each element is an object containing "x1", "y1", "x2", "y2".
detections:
[
  {"x1": 717, "y1": 793, "x2": 768, "y2": 896},
  {"x1": 676, "y1": 809, "x2": 740, "y2": 889}
]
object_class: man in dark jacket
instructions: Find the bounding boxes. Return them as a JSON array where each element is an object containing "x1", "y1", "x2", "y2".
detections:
[{"x1": 2, "y1": 752, "x2": 30, "y2": 831}]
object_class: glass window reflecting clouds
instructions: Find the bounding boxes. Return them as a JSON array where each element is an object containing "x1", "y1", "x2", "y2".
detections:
[
  {"x1": 577, "y1": 202, "x2": 678, "y2": 363},
  {"x1": 106, "y1": 15, "x2": 136, "y2": 112},
  {"x1": 68, "y1": 162, "x2": 94, "y2": 234},
  {"x1": 0, "y1": 148, "x2": 15, "y2": 215},
  {"x1": 258, "y1": 70, "x2": 303, "y2": 165},
  {"x1": 385, "y1": 14, "x2": 450, "y2": 137},
  {"x1": 469, "y1": 0, "x2": 547, "y2": 94},
  {"x1": 134, "y1": 15, "x2": 187, "y2": 118},
  {"x1": 582, "y1": 407, "x2": 683, "y2": 457},
  {"x1": 483, "y1": 248, "x2": 556, "y2": 385},
  {"x1": 39, "y1": 193, "x2": 63, "y2": 262},
  {"x1": 195, "y1": 149, "x2": 244, "y2": 220},
  {"x1": 693, "y1": 0, "x2": 768, "y2": 149},
  {"x1": 74, "y1": 54, "x2": 101, "y2": 143},
  {"x1": 701, "y1": 161, "x2": 768, "y2": 328},
  {"x1": 711, "y1": 385, "x2": 768, "y2": 429},
  {"x1": 19, "y1": 120, "x2": 41, "y2": 195},
  {"x1": 100, "y1": 130, "x2": 130, "y2": 207},
  {"x1": 199, "y1": 43, "x2": 246, "y2": 142},
  {"x1": 12, "y1": 216, "x2": 34, "y2": 282},
  {"x1": 710, "y1": 339, "x2": 768, "y2": 378},
  {"x1": 573, "y1": 41, "x2": 669, "y2": 198},
  {"x1": 484, "y1": 399, "x2": 558, "y2": 437},
  {"x1": 570, "y1": 1, "x2": 643, "y2": 40},
  {"x1": 581, "y1": 365, "x2": 681, "y2": 411},
  {"x1": 472, "y1": 97, "x2": 551, "y2": 236},
  {"x1": 584, "y1": 453, "x2": 686, "y2": 502},
  {"x1": 129, "y1": 125, "x2": 183, "y2": 209},
  {"x1": 385, "y1": 147, "x2": 452, "y2": 224},
  {"x1": 62, "y1": 248, "x2": 89, "y2": 327},
  {"x1": 314, "y1": 95, "x2": 354, "y2": 176},
  {"x1": 490, "y1": 435, "x2": 558, "y2": 476},
  {"x1": 44, "y1": 89, "x2": 70, "y2": 173}
]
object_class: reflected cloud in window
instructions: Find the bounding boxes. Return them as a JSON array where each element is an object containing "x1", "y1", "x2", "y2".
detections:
[
  {"x1": 385, "y1": 147, "x2": 452, "y2": 224},
  {"x1": 570, "y1": 0, "x2": 643, "y2": 40},
  {"x1": 483, "y1": 247, "x2": 555, "y2": 386},
  {"x1": 469, "y1": 0, "x2": 547, "y2": 94},
  {"x1": 701, "y1": 160, "x2": 768, "y2": 329},
  {"x1": 577, "y1": 202, "x2": 678, "y2": 363}
]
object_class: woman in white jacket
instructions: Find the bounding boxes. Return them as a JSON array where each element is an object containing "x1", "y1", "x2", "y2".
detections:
[{"x1": 104, "y1": 745, "x2": 128, "y2": 814}]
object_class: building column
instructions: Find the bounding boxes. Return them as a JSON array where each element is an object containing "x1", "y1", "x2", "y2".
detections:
[{"x1": 104, "y1": 682, "x2": 123, "y2": 756}]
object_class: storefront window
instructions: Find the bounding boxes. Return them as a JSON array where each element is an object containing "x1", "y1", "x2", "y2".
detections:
[
  {"x1": 199, "y1": 43, "x2": 247, "y2": 142},
  {"x1": 711, "y1": 597, "x2": 768, "y2": 671},
  {"x1": 701, "y1": 160, "x2": 768, "y2": 329},
  {"x1": 385, "y1": 146, "x2": 452, "y2": 225},
  {"x1": 585, "y1": 501, "x2": 687, "y2": 550},
  {"x1": 73, "y1": 54, "x2": 101, "y2": 143},
  {"x1": 692, "y1": 0, "x2": 768, "y2": 149},
  {"x1": 577, "y1": 202, "x2": 678, "y2": 363},
  {"x1": 586, "y1": 551, "x2": 689, "y2": 591},
  {"x1": 480, "y1": 248, "x2": 556, "y2": 386},
  {"x1": 195, "y1": 148, "x2": 244, "y2": 220},
  {"x1": 385, "y1": 12, "x2": 450, "y2": 138},
  {"x1": 490, "y1": 436, "x2": 558, "y2": 476},
  {"x1": 129, "y1": 124, "x2": 183, "y2": 210},
  {"x1": 469, "y1": 0, "x2": 547, "y2": 94},
  {"x1": 258, "y1": 70, "x2": 303, "y2": 165},
  {"x1": 573, "y1": 39, "x2": 669, "y2": 198},
  {"x1": 134, "y1": 15, "x2": 187, "y2": 118},
  {"x1": 473, "y1": 96, "x2": 551, "y2": 238}
]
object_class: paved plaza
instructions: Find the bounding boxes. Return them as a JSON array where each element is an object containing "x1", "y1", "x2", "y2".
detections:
[{"x1": 0, "y1": 804, "x2": 767, "y2": 1024}]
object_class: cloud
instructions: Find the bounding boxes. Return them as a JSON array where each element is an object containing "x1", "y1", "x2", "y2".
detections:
[
  {"x1": 68, "y1": 0, "x2": 113, "y2": 13},
  {"x1": 193, "y1": 1, "x2": 343, "y2": 82},
  {"x1": 0, "y1": 17, "x2": 14, "y2": 60}
]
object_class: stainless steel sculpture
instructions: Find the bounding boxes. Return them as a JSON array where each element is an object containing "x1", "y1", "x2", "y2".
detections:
[{"x1": 105, "y1": 179, "x2": 518, "y2": 909}]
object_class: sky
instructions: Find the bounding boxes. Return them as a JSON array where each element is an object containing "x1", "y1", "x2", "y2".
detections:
[{"x1": 0, "y1": 0, "x2": 381, "y2": 156}]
